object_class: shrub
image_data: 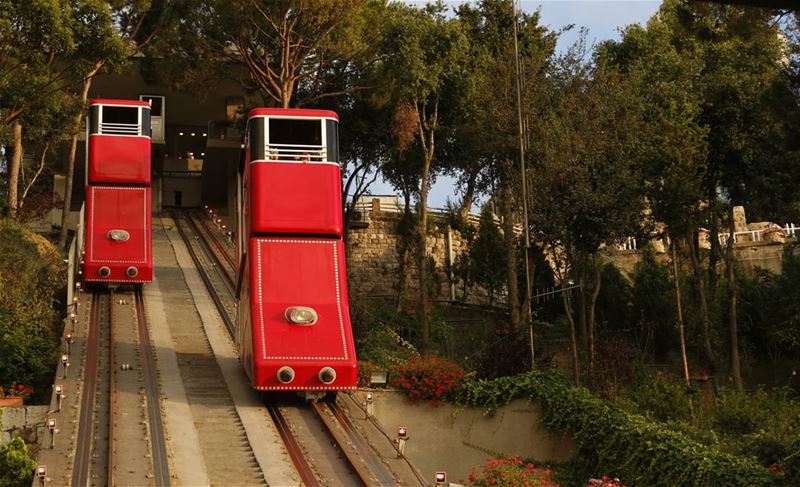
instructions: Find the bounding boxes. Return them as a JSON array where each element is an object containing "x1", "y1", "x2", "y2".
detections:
[
  {"x1": 0, "y1": 438, "x2": 36, "y2": 487},
  {"x1": 460, "y1": 371, "x2": 775, "y2": 486},
  {"x1": 587, "y1": 477, "x2": 627, "y2": 487},
  {"x1": 466, "y1": 456, "x2": 558, "y2": 487},
  {"x1": 0, "y1": 219, "x2": 65, "y2": 398},
  {"x1": 620, "y1": 370, "x2": 692, "y2": 422},
  {"x1": 390, "y1": 356, "x2": 466, "y2": 404}
]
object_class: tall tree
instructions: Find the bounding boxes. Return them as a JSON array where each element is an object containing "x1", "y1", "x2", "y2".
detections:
[
  {"x1": 380, "y1": 3, "x2": 469, "y2": 351},
  {"x1": 455, "y1": 0, "x2": 557, "y2": 332},
  {"x1": 528, "y1": 44, "x2": 646, "y2": 378}
]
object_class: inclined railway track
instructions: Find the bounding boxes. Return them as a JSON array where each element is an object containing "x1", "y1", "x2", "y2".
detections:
[
  {"x1": 71, "y1": 288, "x2": 170, "y2": 487},
  {"x1": 175, "y1": 208, "x2": 400, "y2": 487}
]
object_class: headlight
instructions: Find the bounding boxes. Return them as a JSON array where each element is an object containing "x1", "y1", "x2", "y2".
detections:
[{"x1": 284, "y1": 306, "x2": 318, "y2": 325}]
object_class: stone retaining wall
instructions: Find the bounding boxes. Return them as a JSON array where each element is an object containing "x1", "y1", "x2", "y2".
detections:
[{"x1": 0, "y1": 406, "x2": 49, "y2": 446}]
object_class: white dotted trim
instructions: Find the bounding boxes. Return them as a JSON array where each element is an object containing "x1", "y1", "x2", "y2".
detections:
[
  {"x1": 84, "y1": 278, "x2": 152, "y2": 283},
  {"x1": 255, "y1": 238, "x2": 349, "y2": 361},
  {"x1": 87, "y1": 186, "x2": 149, "y2": 264},
  {"x1": 255, "y1": 385, "x2": 357, "y2": 391}
]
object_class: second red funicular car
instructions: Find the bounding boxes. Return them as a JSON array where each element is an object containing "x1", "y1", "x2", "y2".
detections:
[
  {"x1": 82, "y1": 99, "x2": 153, "y2": 284},
  {"x1": 236, "y1": 108, "x2": 357, "y2": 396}
]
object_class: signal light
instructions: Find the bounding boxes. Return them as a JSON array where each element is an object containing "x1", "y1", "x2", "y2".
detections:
[
  {"x1": 284, "y1": 306, "x2": 318, "y2": 325},
  {"x1": 435, "y1": 471, "x2": 447, "y2": 485},
  {"x1": 396, "y1": 426, "x2": 408, "y2": 457},
  {"x1": 36, "y1": 465, "x2": 47, "y2": 485}
]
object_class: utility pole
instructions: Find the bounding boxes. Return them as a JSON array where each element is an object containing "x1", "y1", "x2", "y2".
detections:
[{"x1": 512, "y1": 0, "x2": 534, "y2": 368}]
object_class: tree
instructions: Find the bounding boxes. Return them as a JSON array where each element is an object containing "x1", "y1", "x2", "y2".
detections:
[
  {"x1": 0, "y1": 438, "x2": 35, "y2": 487},
  {"x1": 528, "y1": 42, "x2": 646, "y2": 379},
  {"x1": 470, "y1": 206, "x2": 506, "y2": 305},
  {"x1": 455, "y1": 0, "x2": 557, "y2": 332},
  {"x1": 380, "y1": 2, "x2": 469, "y2": 351}
]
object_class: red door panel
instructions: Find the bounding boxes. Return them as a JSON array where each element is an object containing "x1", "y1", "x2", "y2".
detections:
[{"x1": 84, "y1": 186, "x2": 152, "y2": 282}]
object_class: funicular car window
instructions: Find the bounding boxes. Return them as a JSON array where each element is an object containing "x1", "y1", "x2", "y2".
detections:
[
  {"x1": 102, "y1": 106, "x2": 139, "y2": 135},
  {"x1": 268, "y1": 118, "x2": 322, "y2": 161}
]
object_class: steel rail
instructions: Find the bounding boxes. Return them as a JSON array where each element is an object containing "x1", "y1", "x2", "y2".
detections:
[
  {"x1": 186, "y1": 212, "x2": 236, "y2": 291},
  {"x1": 71, "y1": 291, "x2": 105, "y2": 487},
  {"x1": 171, "y1": 211, "x2": 236, "y2": 335},
  {"x1": 310, "y1": 401, "x2": 374, "y2": 486},
  {"x1": 192, "y1": 210, "x2": 236, "y2": 272},
  {"x1": 108, "y1": 290, "x2": 116, "y2": 487},
  {"x1": 265, "y1": 403, "x2": 321, "y2": 487},
  {"x1": 327, "y1": 401, "x2": 400, "y2": 486},
  {"x1": 135, "y1": 288, "x2": 171, "y2": 487}
]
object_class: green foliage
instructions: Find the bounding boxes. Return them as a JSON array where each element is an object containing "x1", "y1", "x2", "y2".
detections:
[
  {"x1": 469, "y1": 207, "x2": 507, "y2": 304},
  {"x1": 595, "y1": 264, "x2": 634, "y2": 333},
  {"x1": 0, "y1": 219, "x2": 65, "y2": 396},
  {"x1": 0, "y1": 438, "x2": 35, "y2": 487},
  {"x1": 461, "y1": 371, "x2": 776, "y2": 487},
  {"x1": 618, "y1": 370, "x2": 692, "y2": 423},
  {"x1": 631, "y1": 246, "x2": 675, "y2": 357}
]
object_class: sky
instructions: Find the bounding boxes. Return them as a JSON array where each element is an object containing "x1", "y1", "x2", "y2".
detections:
[{"x1": 365, "y1": 0, "x2": 662, "y2": 210}]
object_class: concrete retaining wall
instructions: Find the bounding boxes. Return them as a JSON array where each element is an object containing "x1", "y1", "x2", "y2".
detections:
[{"x1": 366, "y1": 391, "x2": 573, "y2": 482}]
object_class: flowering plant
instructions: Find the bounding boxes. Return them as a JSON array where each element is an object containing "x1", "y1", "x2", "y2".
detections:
[
  {"x1": 390, "y1": 355, "x2": 466, "y2": 405},
  {"x1": 586, "y1": 476, "x2": 627, "y2": 487},
  {"x1": 466, "y1": 456, "x2": 558, "y2": 486},
  {"x1": 1, "y1": 382, "x2": 33, "y2": 399}
]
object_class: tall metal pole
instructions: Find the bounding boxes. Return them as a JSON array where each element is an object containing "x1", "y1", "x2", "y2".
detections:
[{"x1": 512, "y1": 0, "x2": 534, "y2": 368}]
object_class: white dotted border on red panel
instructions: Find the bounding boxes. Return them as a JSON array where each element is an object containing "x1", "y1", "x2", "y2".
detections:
[
  {"x1": 255, "y1": 238, "x2": 349, "y2": 361},
  {"x1": 255, "y1": 385, "x2": 357, "y2": 391},
  {"x1": 88, "y1": 186, "x2": 148, "y2": 264}
]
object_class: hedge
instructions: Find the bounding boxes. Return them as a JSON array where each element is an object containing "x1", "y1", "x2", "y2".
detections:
[{"x1": 459, "y1": 372, "x2": 777, "y2": 487}]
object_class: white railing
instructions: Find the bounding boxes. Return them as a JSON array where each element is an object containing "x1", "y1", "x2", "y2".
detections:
[
  {"x1": 716, "y1": 224, "x2": 800, "y2": 245},
  {"x1": 616, "y1": 236, "x2": 638, "y2": 251},
  {"x1": 266, "y1": 143, "x2": 326, "y2": 163},
  {"x1": 99, "y1": 122, "x2": 140, "y2": 135}
]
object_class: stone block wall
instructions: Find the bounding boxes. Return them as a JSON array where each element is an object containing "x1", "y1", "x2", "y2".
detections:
[
  {"x1": 0, "y1": 405, "x2": 48, "y2": 446},
  {"x1": 346, "y1": 200, "x2": 484, "y2": 304}
]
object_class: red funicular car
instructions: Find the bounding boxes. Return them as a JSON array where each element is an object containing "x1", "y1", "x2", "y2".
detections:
[
  {"x1": 83, "y1": 99, "x2": 152, "y2": 284},
  {"x1": 236, "y1": 108, "x2": 357, "y2": 397}
]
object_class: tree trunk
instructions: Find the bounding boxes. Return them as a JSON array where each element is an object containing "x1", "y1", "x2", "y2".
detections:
[
  {"x1": 500, "y1": 182, "x2": 520, "y2": 332},
  {"x1": 577, "y1": 256, "x2": 589, "y2": 352},
  {"x1": 417, "y1": 154, "x2": 432, "y2": 352},
  {"x1": 561, "y1": 280, "x2": 580, "y2": 386},
  {"x1": 586, "y1": 254, "x2": 602, "y2": 379},
  {"x1": 671, "y1": 238, "x2": 691, "y2": 387},
  {"x1": 725, "y1": 205, "x2": 744, "y2": 391},
  {"x1": 687, "y1": 229, "x2": 716, "y2": 371},
  {"x1": 59, "y1": 63, "x2": 102, "y2": 246},
  {"x1": 458, "y1": 170, "x2": 478, "y2": 222},
  {"x1": 6, "y1": 121, "x2": 23, "y2": 219}
]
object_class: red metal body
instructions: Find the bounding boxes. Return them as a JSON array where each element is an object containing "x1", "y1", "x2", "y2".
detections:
[
  {"x1": 237, "y1": 108, "x2": 357, "y2": 392},
  {"x1": 88, "y1": 135, "x2": 151, "y2": 184},
  {"x1": 84, "y1": 186, "x2": 152, "y2": 283},
  {"x1": 82, "y1": 99, "x2": 152, "y2": 283}
]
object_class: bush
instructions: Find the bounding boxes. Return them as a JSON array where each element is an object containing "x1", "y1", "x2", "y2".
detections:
[
  {"x1": 0, "y1": 438, "x2": 36, "y2": 487},
  {"x1": 390, "y1": 356, "x2": 466, "y2": 404},
  {"x1": 0, "y1": 219, "x2": 65, "y2": 398},
  {"x1": 466, "y1": 456, "x2": 558, "y2": 487},
  {"x1": 460, "y1": 371, "x2": 776, "y2": 486},
  {"x1": 620, "y1": 370, "x2": 692, "y2": 422}
]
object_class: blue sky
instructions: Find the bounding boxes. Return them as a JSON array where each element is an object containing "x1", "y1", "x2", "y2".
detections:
[{"x1": 365, "y1": 1, "x2": 662, "y2": 209}]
